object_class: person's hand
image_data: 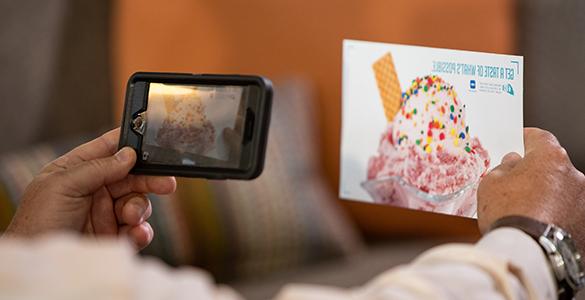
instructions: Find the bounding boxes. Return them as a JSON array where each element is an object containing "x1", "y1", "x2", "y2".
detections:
[
  {"x1": 478, "y1": 128, "x2": 585, "y2": 250},
  {"x1": 4, "y1": 128, "x2": 176, "y2": 250}
]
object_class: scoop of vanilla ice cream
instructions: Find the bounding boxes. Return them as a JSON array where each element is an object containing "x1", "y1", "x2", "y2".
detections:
[
  {"x1": 366, "y1": 75, "x2": 491, "y2": 197},
  {"x1": 392, "y1": 75, "x2": 472, "y2": 156},
  {"x1": 152, "y1": 85, "x2": 216, "y2": 155}
]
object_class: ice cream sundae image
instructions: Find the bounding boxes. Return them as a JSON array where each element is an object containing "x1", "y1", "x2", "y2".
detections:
[
  {"x1": 363, "y1": 53, "x2": 490, "y2": 216},
  {"x1": 152, "y1": 84, "x2": 216, "y2": 156}
]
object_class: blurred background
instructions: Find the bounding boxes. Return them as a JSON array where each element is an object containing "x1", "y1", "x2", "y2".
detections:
[{"x1": 0, "y1": 0, "x2": 584, "y2": 298}]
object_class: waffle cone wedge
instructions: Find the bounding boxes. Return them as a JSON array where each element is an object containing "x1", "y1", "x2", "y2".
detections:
[{"x1": 372, "y1": 53, "x2": 402, "y2": 122}]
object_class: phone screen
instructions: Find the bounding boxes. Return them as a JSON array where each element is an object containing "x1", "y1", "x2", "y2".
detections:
[{"x1": 141, "y1": 83, "x2": 247, "y2": 169}]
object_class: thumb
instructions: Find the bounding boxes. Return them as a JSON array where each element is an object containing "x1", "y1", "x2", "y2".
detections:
[
  {"x1": 500, "y1": 152, "x2": 522, "y2": 169},
  {"x1": 483, "y1": 152, "x2": 522, "y2": 180},
  {"x1": 62, "y1": 147, "x2": 137, "y2": 196}
]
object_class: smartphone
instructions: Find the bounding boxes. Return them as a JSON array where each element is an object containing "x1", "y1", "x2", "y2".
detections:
[{"x1": 118, "y1": 72, "x2": 272, "y2": 180}]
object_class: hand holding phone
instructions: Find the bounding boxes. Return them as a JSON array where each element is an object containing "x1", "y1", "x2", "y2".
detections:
[{"x1": 118, "y1": 72, "x2": 272, "y2": 179}]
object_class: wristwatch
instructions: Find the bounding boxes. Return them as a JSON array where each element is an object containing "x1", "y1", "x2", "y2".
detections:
[{"x1": 491, "y1": 215, "x2": 585, "y2": 300}]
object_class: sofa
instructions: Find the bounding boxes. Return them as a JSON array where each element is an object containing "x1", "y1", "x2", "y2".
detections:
[{"x1": 0, "y1": 77, "x2": 460, "y2": 298}]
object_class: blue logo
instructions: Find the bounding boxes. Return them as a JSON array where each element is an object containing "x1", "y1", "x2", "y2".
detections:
[
  {"x1": 470, "y1": 80, "x2": 476, "y2": 89},
  {"x1": 503, "y1": 83, "x2": 514, "y2": 95}
]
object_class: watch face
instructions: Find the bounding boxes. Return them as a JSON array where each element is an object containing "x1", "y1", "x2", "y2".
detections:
[{"x1": 558, "y1": 233, "x2": 585, "y2": 288}]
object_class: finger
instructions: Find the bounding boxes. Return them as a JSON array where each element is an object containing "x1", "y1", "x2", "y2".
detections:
[
  {"x1": 523, "y1": 127, "x2": 560, "y2": 155},
  {"x1": 484, "y1": 155, "x2": 518, "y2": 179},
  {"x1": 107, "y1": 175, "x2": 176, "y2": 199},
  {"x1": 114, "y1": 193, "x2": 152, "y2": 226},
  {"x1": 479, "y1": 153, "x2": 521, "y2": 195},
  {"x1": 59, "y1": 147, "x2": 136, "y2": 197},
  {"x1": 483, "y1": 152, "x2": 522, "y2": 179},
  {"x1": 43, "y1": 128, "x2": 121, "y2": 173},
  {"x1": 120, "y1": 222, "x2": 153, "y2": 250},
  {"x1": 500, "y1": 152, "x2": 522, "y2": 168},
  {"x1": 91, "y1": 187, "x2": 118, "y2": 235}
]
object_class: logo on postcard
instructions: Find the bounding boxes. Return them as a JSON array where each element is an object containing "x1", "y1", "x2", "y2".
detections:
[{"x1": 503, "y1": 83, "x2": 514, "y2": 96}]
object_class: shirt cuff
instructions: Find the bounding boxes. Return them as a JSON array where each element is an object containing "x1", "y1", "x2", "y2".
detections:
[{"x1": 476, "y1": 227, "x2": 557, "y2": 300}]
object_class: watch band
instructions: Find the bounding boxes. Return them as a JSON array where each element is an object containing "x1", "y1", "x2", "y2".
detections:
[
  {"x1": 490, "y1": 215, "x2": 577, "y2": 300},
  {"x1": 490, "y1": 215, "x2": 548, "y2": 239}
]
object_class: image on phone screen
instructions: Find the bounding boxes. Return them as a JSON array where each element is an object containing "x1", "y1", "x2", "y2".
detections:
[{"x1": 141, "y1": 83, "x2": 246, "y2": 169}]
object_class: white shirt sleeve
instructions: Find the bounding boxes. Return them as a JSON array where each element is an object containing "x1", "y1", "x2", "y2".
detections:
[
  {"x1": 276, "y1": 228, "x2": 557, "y2": 300},
  {"x1": 0, "y1": 228, "x2": 557, "y2": 300}
]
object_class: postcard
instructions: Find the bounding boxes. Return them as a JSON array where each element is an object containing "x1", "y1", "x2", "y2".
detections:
[{"x1": 340, "y1": 39, "x2": 524, "y2": 218}]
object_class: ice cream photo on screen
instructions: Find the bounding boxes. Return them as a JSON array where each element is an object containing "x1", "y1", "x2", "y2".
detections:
[
  {"x1": 340, "y1": 40, "x2": 524, "y2": 218},
  {"x1": 143, "y1": 83, "x2": 244, "y2": 168}
]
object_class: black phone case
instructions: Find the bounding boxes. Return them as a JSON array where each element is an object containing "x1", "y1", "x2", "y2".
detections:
[{"x1": 118, "y1": 72, "x2": 273, "y2": 180}]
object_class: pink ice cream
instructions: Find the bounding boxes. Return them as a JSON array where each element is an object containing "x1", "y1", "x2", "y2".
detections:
[
  {"x1": 365, "y1": 75, "x2": 490, "y2": 214},
  {"x1": 154, "y1": 88, "x2": 216, "y2": 155}
]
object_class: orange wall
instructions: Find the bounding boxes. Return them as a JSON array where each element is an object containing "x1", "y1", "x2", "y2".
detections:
[{"x1": 112, "y1": 0, "x2": 516, "y2": 237}]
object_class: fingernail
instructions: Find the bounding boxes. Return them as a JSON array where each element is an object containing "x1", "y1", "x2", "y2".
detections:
[
  {"x1": 132, "y1": 202, "x2": 146, "y2": 223},
  {"x1": 115, "y1": 147, "x2": 133, "y2": 162}
]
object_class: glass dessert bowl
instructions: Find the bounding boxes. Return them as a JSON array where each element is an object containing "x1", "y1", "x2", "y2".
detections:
[{"x1": 361, "y1": 176, "x2": 479, "y2": 217}]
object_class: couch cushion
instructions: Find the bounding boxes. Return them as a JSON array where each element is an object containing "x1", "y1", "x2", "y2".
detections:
[
  {"x1": 142, "y1": 79, "x2": 363, "y2": 280},
  {"x1": 0, "y1": 79, "x2": 363, "y2": 281},
  {"x1": 0, "y1": 144, "x2": 63, "y2": 231},
  {"x1": 0, "y1": 182, "x2": 14, "y2": 231}
]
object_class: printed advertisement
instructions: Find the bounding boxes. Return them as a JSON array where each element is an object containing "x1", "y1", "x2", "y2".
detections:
[{"x1": 340, "y1": 40, "x2": 524, "y2": 218}]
